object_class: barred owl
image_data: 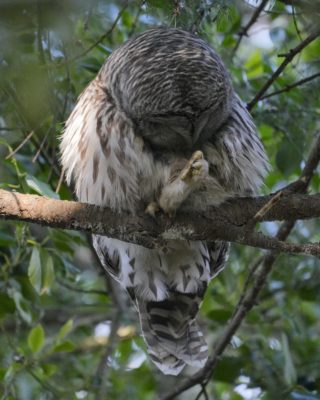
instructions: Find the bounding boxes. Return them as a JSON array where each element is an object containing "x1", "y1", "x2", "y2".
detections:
[{"x1": 60, "y1": 28, "x2": 269, "y2": 375}]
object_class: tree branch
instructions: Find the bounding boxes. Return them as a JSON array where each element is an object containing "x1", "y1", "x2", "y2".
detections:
[
  {"x1": 54, "y1": 2, "x2": 129, "y2": 68},
  {"x1": 259, "y1": 72, "x2": 320, "y2": 100},
  {"x1": 232, "y1": 0, "x2": 269, "y2": 58},
  {"x1": 1, "y1": 188, "x2": 320, "y2": 255},
  {"x1": 248, "y1": 28, "x2": 320, "y2": 110}
]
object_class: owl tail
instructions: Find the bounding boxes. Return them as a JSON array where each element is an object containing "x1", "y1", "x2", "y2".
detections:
[{"x1": 136, "y1": 291, "x2": 208, "y2": 375}]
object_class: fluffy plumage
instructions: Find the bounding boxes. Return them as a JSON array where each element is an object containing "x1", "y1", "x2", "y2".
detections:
[{"x1": 60, "y1": 28, "x2": 269, "y2": 375}]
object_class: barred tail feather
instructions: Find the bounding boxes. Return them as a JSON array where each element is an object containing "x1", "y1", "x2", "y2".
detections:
[{"x1": 136, "y1": 291, "x2": 208, "y2": 375}]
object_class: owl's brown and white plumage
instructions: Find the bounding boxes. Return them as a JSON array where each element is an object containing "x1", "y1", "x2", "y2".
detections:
[{"x1": 60, "y1": 28, "x2": 269, "y2": 375}]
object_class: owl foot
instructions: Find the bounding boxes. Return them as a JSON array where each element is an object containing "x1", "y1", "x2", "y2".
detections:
[
  {"x1": 180, "y1": 150, "x2": 208, "y2": 182},
  {"x1": 156, "y1": 150, "x2": 208, "y2": 216},
  {"x1": 145, "y1": 201, "x2": 160, "y2": 217}
]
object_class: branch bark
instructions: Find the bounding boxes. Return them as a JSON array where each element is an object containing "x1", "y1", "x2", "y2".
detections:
[{"x1": 1, "y1": 188, "x2": 320, "y2": 255}]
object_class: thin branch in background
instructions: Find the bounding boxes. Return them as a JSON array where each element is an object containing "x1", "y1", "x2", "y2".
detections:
[
  {"x1": 235, "y1": 255, "x2": 264, "y2": 308},
  {"x1": 231, "y1": 0, "x2": 269, "y2": 58},
  {"x1": 5, "y1": 131, "x2": 34, "y2": 160},
  {"x1": 259, "y1": 72, "x2": 320, "y2": 100},
  {"x1": 32, "y1": 130, "x2": 49, "y2": 163},
  {"x1": 95, "y1": 279, "x2": 124, "y2": 400},
  {"x1": 3, "y1": 85, "x2": 61, "y2": 177},
  {"x1": 161, "y1": 133, "x2": 320, "y2": 400},
  {"x1": 128, "y1": 1, "x2": 143, "y2": 36},
  {"x1": 83, "y1": 0, "x2": 98, "y2": 31},
  {"x1": 292, "y1": 4, "x2": 303, "y2": 41},
  {"x1": 0, "y1": 127, "x2": 23, "y2": 131},
  {"x1": 55, "y1": 2, "x2": 129, "y2": 68},
  {"x1": 94, "y1": 311, "x2": 121, "y2": 400},
  {"x1": 248, "y1": 28, "x2": 320, "y2": 110},
  {"x1": 195, "y1": 383, "x2": 209, "y2": 400},
  {"x1": 55, "y1": 167, "x2": 65, "y2": 194}
]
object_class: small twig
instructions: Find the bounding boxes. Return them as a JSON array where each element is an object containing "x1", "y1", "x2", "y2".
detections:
[
  {"x1": 245, "y1": 191, "x2": 284, "y2": 232},
  {"x1": 231, "y1": 0, "x2": 269, "y2": 58},
  {"x1": 260, "y1": 72, "x2": 320, "y2": 100},
  {"x1": 195, "y1": 383, "x2": 209, "y2": 400},
  {"x1": 5, "y1": 131, "x2": 34, "y2": 160},
  {"x1": 248, "y1": 28, "x2": 320, "y2": 110},
  {"x1": 292, "y1": 4, "x2": 303, "y2": 41},
  {"x1": 55, "y1": 168, "x2": 65, "y2": 194},
  {"x1": 253, "y1": 191, "x2": 284, "y2": 221},
  {"x1": 95, "y1": 278, "x2": 123, "y2": 400},
  {"x1": 32, "y1": 131, "x2": 49, "y2": 163},
  {"x1": 54, "y1": 2, "x2": 128, "y2": 69},
  {"x1": 234, "y1": 255, "x2": 264, "y2": 310},
  {"x1": 95, "y1": 311, "x2": 121, "y2": 400}
]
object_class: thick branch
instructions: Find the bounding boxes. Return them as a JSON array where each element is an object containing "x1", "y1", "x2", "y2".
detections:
[{"x1": 1, "y1": 188, "x2": 320, "y2": 256}]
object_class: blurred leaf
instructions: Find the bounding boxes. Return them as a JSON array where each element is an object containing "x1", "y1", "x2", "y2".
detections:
[
  {"x1": 28, "y1": 247, "x2": 55, "y2": 295},
  {"x1": 213, "y1": 357, "x2": 242, "y2": 382},
  {"x1": 0, "y1": 293, "x2": 15, "y2": 318},
  {"x1": 28, "y1": 247, "x2": 42, "y2": 294},
  {"x1": 40, "y1": 252, "x2": 55, "y2": 295},
  {"x1": 25, "y1": 174, "x2": 59, "y2": 199},
  {"x1": 57, "y1": 319, "x2": 73, "y2": 341},
  {"x1": 282, "y1": 333, "x2": 297, "y2": 386},
  {"x1": 28, "y1": 324, "x2": 45, "y2": 353},
  {"x1": 8, "y1": 287, "x2": 33, "y2": 324},
  {"x1": 276, "y1": 140, "x2": 301, "y2": 176},
  {"x1": 42, "y1": 363, "x2": 58, "y2": 377},
  {"x1": 54, "y1": 340, "x2": 75, "y2": 353},
  {"x1": 245, "y1": 50, "x2": 264, "y2": 79}
]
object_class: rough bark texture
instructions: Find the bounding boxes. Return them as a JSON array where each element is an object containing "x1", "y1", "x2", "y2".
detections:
[{"x1": 1, "y1": 188, "x2": 320, "y2": 255}]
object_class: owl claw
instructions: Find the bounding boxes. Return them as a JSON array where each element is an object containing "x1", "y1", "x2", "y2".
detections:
[
  {"x1": 158, "y1": 150, "x2": 208, "y2": 215},
  {"x1": 145, "y1": 201, "x2": 160, "y2": 217},
  {"x1": 180, "y1": 150, "x2": 208, "y2": 182}
]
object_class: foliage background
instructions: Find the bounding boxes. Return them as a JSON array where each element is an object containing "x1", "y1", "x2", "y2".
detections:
[{"x1": 0, "y1": 0, "x2": 320, "y2": 399}]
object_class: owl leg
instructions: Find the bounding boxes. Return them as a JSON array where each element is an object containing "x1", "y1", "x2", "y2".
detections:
[{"x1": 152, "y1": 150, "x2": 208, "y2": 217}]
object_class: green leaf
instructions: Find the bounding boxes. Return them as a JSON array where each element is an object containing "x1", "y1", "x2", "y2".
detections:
[
  {"x1": 28, "y1": 247, "x2": 42, "y2": 294},
  {"x1": 8, "y1": 288, "x2": 33, "y2": 324},
  {"x1": 42, "y1": 363, "x2": 57, "y2": 377},
  {"x1": 57, "y1": 319, "x2": 73, "y2": 341},
  {"x1": 53, "y1": 340, "x2": 75, "y2": 353},
  {"x1": 282, "y1": 333, "x2": 297, "y2": 385},
  {"x1": 0, "y1": 293, "x2": 15, "y2": 318},
  {"x1": 28, "y1": 248, "x2": 55, "y2": 295},
  {"x1": 245, "y1": 50, "x2": 264, "y2": 79},
  {"x1": 25, "y1": 174, "x2": 59, "y2": 199},
  {"x1": 276, "y1": 141, "x2": 301, "y2": 176},
  {"x1": 40, "y1": 252, "x2": 55, "y2": 295},
  {"x1": 28, "y1": 324, "x2": 45, "y2": 353}
]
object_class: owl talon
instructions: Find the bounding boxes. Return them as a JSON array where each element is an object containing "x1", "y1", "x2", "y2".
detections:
[
  {"x1": 145, "y1": 201, "x2": 160, "y2": 217},
  {"x1": 180, "y1": 151, "x2": 208, "y2": 182},
  {"x1": 158, "y1": 150, "x2": 208, "y2": 215}
]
